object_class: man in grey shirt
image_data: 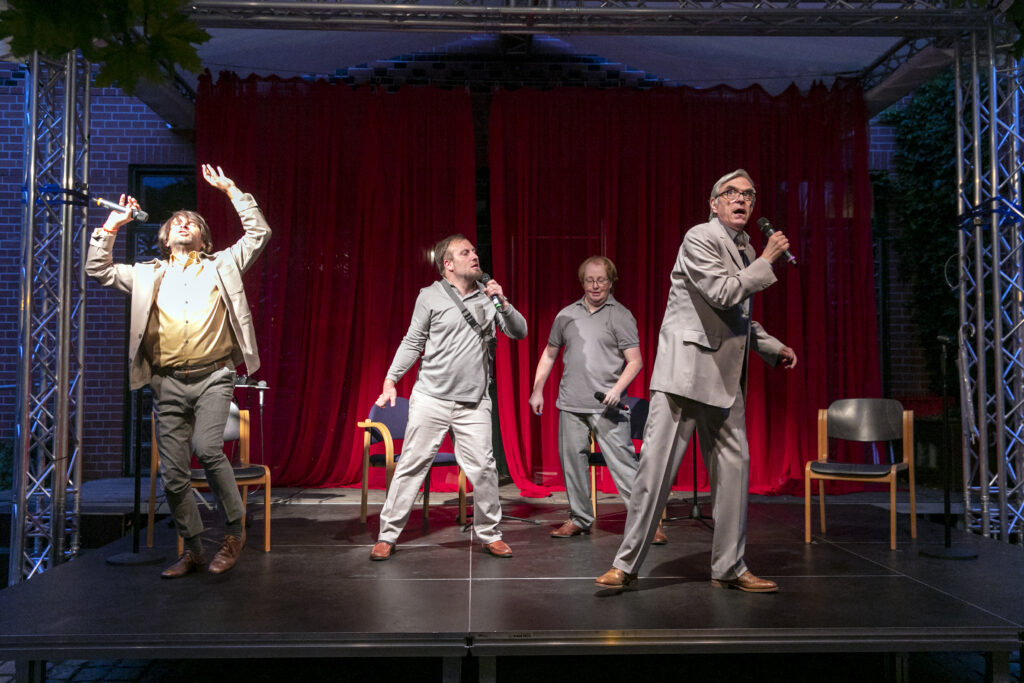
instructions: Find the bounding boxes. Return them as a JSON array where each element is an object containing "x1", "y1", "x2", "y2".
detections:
[
  {"x1": 370, "y1": 234, "x2": 528, "y2": 561},
  {"x1": 529, "y1": 256, "x2": 665, "y2": 543}
]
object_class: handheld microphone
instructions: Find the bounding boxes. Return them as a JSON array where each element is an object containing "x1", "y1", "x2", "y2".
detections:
[
  {"x1": 479, "y1": 272, "x2": 503, "y2": 310},
  {"x1": 756, "y1": 217, "x2": 797, "y2": 266},
  {"x1": 594, "y1": 391, "x2": 628, "y2": 411},
  {"x1": 257, "y1": 380, "x2": 268, "y2": 408},
  {"x1": 94, "y1": 196, "x2": 149, "y2": 223}
]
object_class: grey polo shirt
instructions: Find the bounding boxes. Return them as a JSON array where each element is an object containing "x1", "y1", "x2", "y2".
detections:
[
  {"x1": 386, "y1": 279, "x2": 528, "y2": 403},
  {"x1": 548, "y1": 294, "x2": 639, "y2": 413}
]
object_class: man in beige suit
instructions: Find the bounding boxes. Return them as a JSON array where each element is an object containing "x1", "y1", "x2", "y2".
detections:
[
  {"x1": 596, "y1": 169, "x2": 796, "y2": 593},
  {"x1": 87, "y1": 164, "x2": 271, "y2": 578}
]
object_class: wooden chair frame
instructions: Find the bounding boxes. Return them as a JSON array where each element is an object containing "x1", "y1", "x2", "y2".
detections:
[
  {"x1": 805, "y1": 405, "x2": 917, "y2": 550},
  {"x1": 358, "y1": 417, "x2": 467, "y2": 526},
  {"x1": 147, "y1": 406, "x2": 271, "y2": 553}
]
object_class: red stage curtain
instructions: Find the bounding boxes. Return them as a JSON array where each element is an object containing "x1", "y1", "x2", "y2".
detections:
[
  {"x1": 489, "y1": 83, "x2": 881, "y2": 497},
  {"x1": 195, "y1": 73, "x2": 477, "y2": 488}
]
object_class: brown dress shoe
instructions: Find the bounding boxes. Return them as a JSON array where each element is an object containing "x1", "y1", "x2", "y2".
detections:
[
  {"x1": 160, "y1": 549, "x2": 207, "y2": 579},
  {"x1": 550, "y1": 520, "x2": 590, "y2": 538},
  {"x1": 652, "y1": 523, "x2": 668, "y2": 545},
  {"x1": 370, "y1": 541, "x2": 395, "y2": 561},
  {"x1": 711, "y1": 570, "x2": 778, "y2": 593},
  {"x1": 482, "y1": 540, "x2": 513, "y2": 557},
  {"x1": 594, "y1": 567, "x2": 638, "y2": 590},
  {"x1": 207, "y1": 532, "x2": 245, "y2": 575}
]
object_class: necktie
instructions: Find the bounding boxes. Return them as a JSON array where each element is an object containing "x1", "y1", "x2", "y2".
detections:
[{"x1": 736, "y1": 238, "x2": 750, "y2": 267}]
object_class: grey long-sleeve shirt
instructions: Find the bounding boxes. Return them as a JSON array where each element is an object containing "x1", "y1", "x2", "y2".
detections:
[{"x1": 386, "y1": 279, "x2": 528, "y2": 403}]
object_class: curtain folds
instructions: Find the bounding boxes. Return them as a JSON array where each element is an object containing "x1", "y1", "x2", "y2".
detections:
[
  {"x1": 193, "y1": 75, "x2": 880, "y2": 496},
  {"x1": 195, "y1": 74, "x2": 477, "y2": 488},
  {"x1": 489, "y1": 83, "x2": 880, "y2": 497}
]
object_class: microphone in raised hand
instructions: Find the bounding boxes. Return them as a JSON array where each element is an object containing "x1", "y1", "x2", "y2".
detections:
[
  {"x1": 757, "y1": 217, "x2": 798, "y2": 266},
  {"x1": 94, "y1": 196, "x2": 149, "y2": 222},
  {"x1": 479, "y1": 272, "x2": 504, "y2": 311},
  {"x1": 595, "y1": 391, "x2": 628, "y2": 411}
]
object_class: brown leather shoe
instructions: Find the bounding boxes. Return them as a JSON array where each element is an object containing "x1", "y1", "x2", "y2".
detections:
[
  {"x1": 652, "y1": 522, "x2": 668, "y2": 545},
  {"x1": 550, "y1": 520, "x2": 590, "y2": 538},
  {"x1": 207, "y1": 532, "x2": 245, "y2": 575},
  {"x1": 370, "y1": 541, "x2": 395, "y2": 561},
  {"x1": 160, "y1": 549, "x2": 207, "y2": 579},
  {"x1": 482, "y1": 540, "x2": 513, "y2": 557},
  {"x1": 594, "y1": 567, "x2": 638, "y2": 590},
  {"x1": 711, "y1": 570, "x2": 778, "y2": 593}
]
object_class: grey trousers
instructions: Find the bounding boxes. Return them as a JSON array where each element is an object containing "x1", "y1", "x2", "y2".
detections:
[
  {"x1": 613, "y1": 390, "x2": 750, "y2": 581},
  {"x1": 378, "y1": 390, "x2": 503, "y2": 545},
  {"x1": 559, "y1": 408, "x2": 638, "y2": 529},
  {"x1": 150, "y1": 365, "x2": 244, "y2": 540}
]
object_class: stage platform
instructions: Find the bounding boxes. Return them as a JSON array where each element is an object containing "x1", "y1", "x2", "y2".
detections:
[{"x1": 0, "y1": 485, "x2": 1021, "y2": 682}]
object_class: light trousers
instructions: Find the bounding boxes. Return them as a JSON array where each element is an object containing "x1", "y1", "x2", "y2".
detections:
[
  {"x1": 378, "y1": 390, "x2": 503, "y2": 544},
  {"x1": 558, "y1": 408, "x2": 638, "y2": 529},
  {"x1": 613, "y1": 390, "x2": 750, "y2": 581}
]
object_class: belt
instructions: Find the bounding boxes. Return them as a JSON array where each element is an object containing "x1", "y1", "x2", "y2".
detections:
[{"x1": 154, "y1": 359, "x2": 230, "y2": 381}]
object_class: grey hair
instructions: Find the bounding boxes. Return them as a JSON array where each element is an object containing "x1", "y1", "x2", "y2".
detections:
[{"x1": 708, "y1": 169, "x2": 755, "y2": 220}]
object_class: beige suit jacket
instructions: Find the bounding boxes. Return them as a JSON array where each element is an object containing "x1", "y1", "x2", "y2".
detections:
[
  {"x1": 86, "y1": 193, "x2": 271, "y2": 390},
  {"x1": 650, "y1": 217, "x2": 784, "y2": 408}
]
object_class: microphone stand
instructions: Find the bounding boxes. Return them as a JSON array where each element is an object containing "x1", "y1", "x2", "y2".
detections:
[
  {"x1": 919, "y1": 335, "x2": 976, "y2": 560},
  {"x1": 108, "y1": 390, "x2": 165, "y2": 566},
  {"x1": 664, "y1": 438, "x2": 713, "y2": 529}
]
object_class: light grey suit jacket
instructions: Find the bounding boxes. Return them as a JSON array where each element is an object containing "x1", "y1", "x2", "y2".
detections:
[
  {"x1": 86, "y1": 193, "x2": 271, "y2": 390},
  {"x1": 650, "y1": 217, "x2": 784, "y2": 409}
]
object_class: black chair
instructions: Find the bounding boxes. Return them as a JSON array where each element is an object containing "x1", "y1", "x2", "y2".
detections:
[
  {"x1": 805, "y1": 398, "x2": 917, "y2": 549},
  {"x1": 358, "y1": 397, "x2": 466, "y2": 525}
]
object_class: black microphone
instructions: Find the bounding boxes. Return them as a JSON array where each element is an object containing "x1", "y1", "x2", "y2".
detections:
[
  {"x1": 94, "y1": 196, "x2": 149, "y2": 222},
  {"x1": 756, "y1": 217, "x2": 797, "y2": 266},
  {"x1": 479, "y1": 272, "x2": 503, "y2": 311},
  {"x1": 595, "y1": 391, "x2": 628, "y2": 411}
]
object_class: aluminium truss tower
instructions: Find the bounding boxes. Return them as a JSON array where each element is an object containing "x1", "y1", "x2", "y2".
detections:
[
  {"x1": 8, "y1": 51, "x2": 91, "y2": 584},
  {"x1": 956, "y1": 23, "x2": 1024, "y2": 545}
]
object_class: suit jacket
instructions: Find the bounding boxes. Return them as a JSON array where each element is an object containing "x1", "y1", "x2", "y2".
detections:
[
  {"x1": 650, "y1": 217, "x2": 784, "y2": 408},
  {"x1": 86, "y1": 193, "x2": 271, "y2": 390}
]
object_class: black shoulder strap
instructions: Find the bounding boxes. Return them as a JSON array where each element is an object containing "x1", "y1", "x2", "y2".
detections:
[{"x1": 442, "y1": 280, "x2": 493, "y2": 343}]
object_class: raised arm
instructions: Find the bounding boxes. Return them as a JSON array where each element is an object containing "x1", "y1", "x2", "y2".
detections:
[
  {"x1": 203, "y1": 164, "x2": 271, "y2": 271},
  {"x1": 85, "y1": 194, "x2": 142, "y2": 293}
]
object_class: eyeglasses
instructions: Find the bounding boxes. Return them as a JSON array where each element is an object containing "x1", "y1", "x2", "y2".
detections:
[
  {"x1": 716, "y1": 188, "x2": 756, "y2": 202},
  {"x1": 584, "y1": 277, "x2": 610, "y2": 287}
]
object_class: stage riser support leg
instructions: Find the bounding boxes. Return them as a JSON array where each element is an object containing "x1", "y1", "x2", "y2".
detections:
[{"x1": 15, "y1": 659, "x2": 45, "y2": 683}]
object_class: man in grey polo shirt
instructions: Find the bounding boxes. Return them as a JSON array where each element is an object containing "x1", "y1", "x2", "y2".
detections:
[
  {"x1": 370, "y1": 234, "x2": 528, "y2": 561},
  {"x1": 530, "y1": 256, "x2": 665, "y2": 543}
]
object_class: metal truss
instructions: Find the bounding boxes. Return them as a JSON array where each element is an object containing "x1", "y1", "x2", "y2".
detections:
[
  {"x1": 956, "y1": 22, "x2": 1024, "y2": 545},
  {"x1": 9, "y1": 51, "x2": 90, "y2": 584},
  {"x1": 189, "y1": 0, "x2": 992, "y2": 36}
]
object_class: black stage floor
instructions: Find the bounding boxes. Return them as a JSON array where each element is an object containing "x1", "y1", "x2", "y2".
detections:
[{"x1": 1, "y1": 493, "x2": 1021, "y2": 682}]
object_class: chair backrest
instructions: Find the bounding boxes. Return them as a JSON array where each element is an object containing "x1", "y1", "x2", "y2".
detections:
[
  {"x1": 623, "y1": 396, "x2": 649, "y2": 441},
  {"x1": 826, "y1": 398, "x2": 904, "y2": 442},
  {"x1": 367, "y1": 397, "x2": 410, "y2": 442}
]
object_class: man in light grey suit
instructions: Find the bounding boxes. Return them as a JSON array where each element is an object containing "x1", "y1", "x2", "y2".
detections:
[{"x1": 596, "y1": 169, "x2": 797, "y2": 593}]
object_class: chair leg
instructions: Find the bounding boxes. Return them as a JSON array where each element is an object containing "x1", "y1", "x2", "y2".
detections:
[
  {"x1": 263, "y1": 483, "x2": 271, "y2": 552},
  {"x1": 422, "y1": 469, "x2": 431, "y2": 520},
  {"x1": 908, "y1": 470, "x2": 918, "y2": 539},
  {"x1": 889, "y1": 479, "x2": 897, "y2": 550},
  {"x1": 589, "y1": 466, "x2": 597, "y2": 518},
  {"x1": 818, "y1": 480, "x2": 827, "y2": 533},
  {"x1": 360, "y1": 462, "x2": 369, "y2": 524},
  {"x1": 458, "y1": 470, "x2": 467, "y2": 526},
  {"x1": 804, "y1": 473, "x2": 812, "y2": 544}
]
